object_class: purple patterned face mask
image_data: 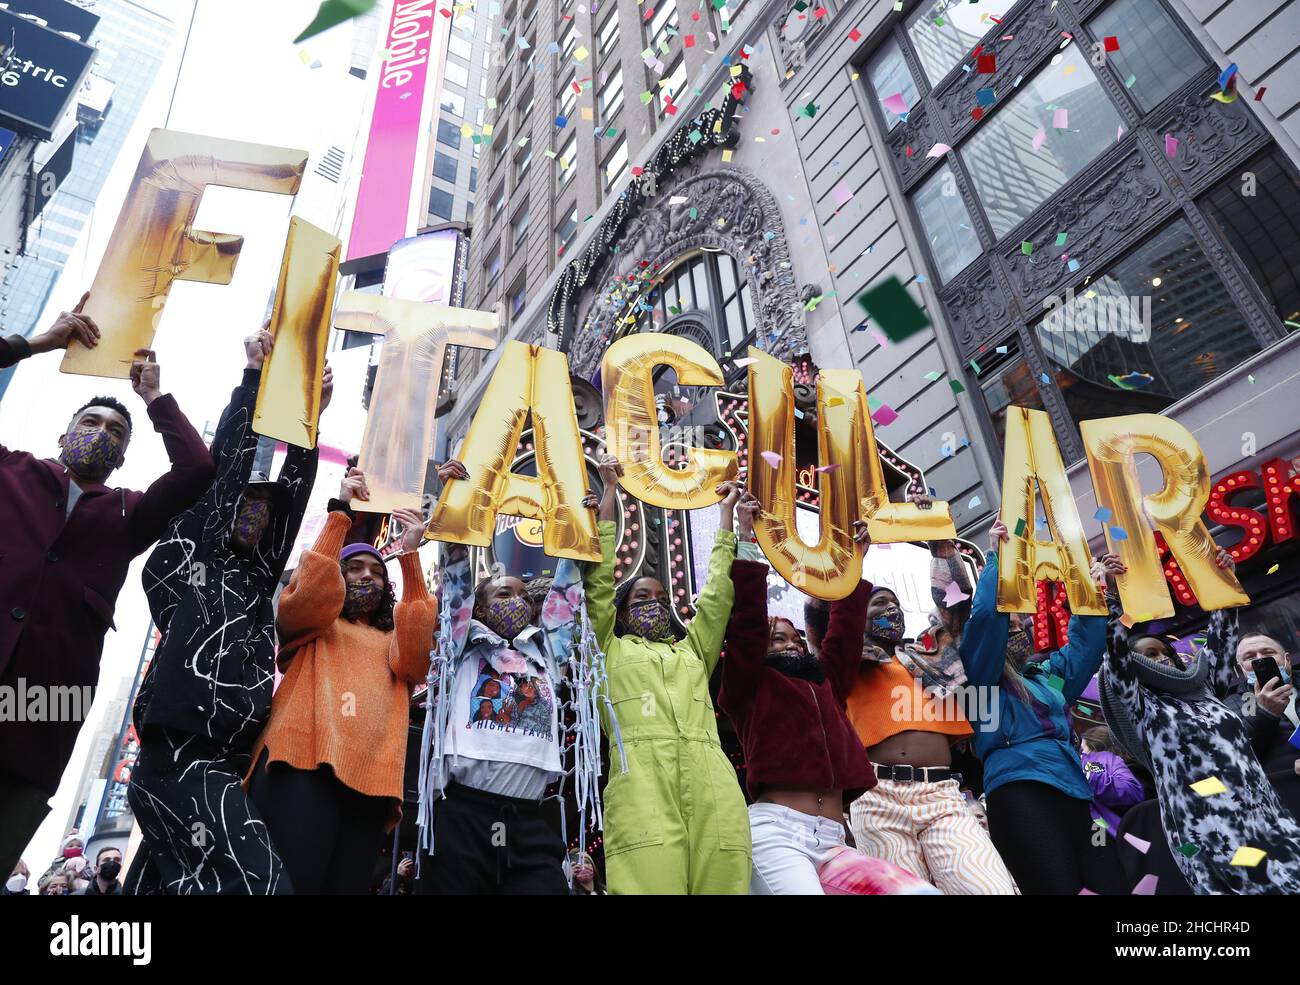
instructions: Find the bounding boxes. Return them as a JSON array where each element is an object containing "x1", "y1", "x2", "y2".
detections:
[
  {"x1": 1006, "y1": 629, "x2": 1034, "y2": 669},
  {"x1": 624, "y1": 599, "x2": 671, "y2": 640},
  {"x1": 232, "y1": 497, "x2": 272, "y2": 546},
  {"x1": 344, "y1": 579, "x2": 383, "y2": 615},
  {"x1": 61, "y1": 428, "x2": 119, "y2": 480},
  {"x1": 481, "y1": 595, "x2": 532, "y2": 641},
  {"x1": 869, "y1": 605, "x2": 906, "y2": 642}
]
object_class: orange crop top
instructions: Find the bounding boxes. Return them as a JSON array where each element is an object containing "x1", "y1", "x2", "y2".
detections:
[{"x1": 845, "y1": 655, "x2": 973, "y2": 749}]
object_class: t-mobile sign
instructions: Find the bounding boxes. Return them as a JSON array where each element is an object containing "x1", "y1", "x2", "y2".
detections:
[
  {"x1": 346, "y1": 0, "x2": 450, "y2": 262},
  {"x1": 0, "y1": 8, "x2": 95, "y2": 139}
]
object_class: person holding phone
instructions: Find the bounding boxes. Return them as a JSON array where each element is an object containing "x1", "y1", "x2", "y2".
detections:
[{"x1": 1227, "y1": 633, "x2": 1299, "y2": 774}]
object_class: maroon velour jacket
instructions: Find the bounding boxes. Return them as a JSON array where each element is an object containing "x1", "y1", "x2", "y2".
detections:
[
  {"x1": 0, "y1": 341, "x2": 214, "y2": 792},
  {"x1": 719, "y1": 558, "x2": 877, "y2": 804}
]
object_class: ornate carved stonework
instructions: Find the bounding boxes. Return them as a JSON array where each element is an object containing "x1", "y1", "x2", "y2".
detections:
[
  {"x1": 931, "y1": 0, "x2": 1064, "y2": 145},
  {"x1": 1152, "y1": 78, "x2": 1270, "y2": 196},
  {"x1": 941, "y1": 260, "x2": 1015, "y2": 358},
  {"x1": 999, "y1": 147, "x2": 1174, "y2": 315},
  {"x1": 777, "y1": 1, "x2": 837, "y2": 77},
  {"x1": 886, "y1": 104, "x2": 942, "y2": 191},
  {"x1": 565, "y1": 166, "x2": 809, "y2": 379}
]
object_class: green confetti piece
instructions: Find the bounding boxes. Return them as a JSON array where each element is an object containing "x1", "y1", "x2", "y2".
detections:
[
  {"x1": 924, "y1": 370, "x2": 943, "y2": 381},
  {"x1": 689, "y1": 129, "x2": 703, "y2": 144},
  {"x1": 1055, "y1": 232, "x2": 1068, "y2": 247},
  {"x1": 1124, "y1": 74, "x2": 1137, "y2": 88},
  {"x1": 640, "y1": 90, "x2": 654, "y2": 104},
  {"x1": 294, "y1": 0, "x2": 377, "y2": 43},
  {"x1": 970, "y1": 359, "x2": 982, "y2": 374},
  {"x1": 1014, "y1": 518, "x2": 1027, "y2": 537},
  {"x1": 1178, "y1": 843, "x2": 1201, "y2": 858},
  {"x1": 933, "y1": 16, "x2": 945, "y2": 27},
  {"x1": 949, "y1": 379, "x2": 965, "y2": 395},
  {"x1": 1046, "y1": 674, "x2": 1066, "y2": 692},
  {"x1": 855, "y1": 276, "x2": 931, "y2": 343},
  {"x1": 689, "y1": 207, "x2": 698, "y2": 220},
  {"x1": 1021, "y1": 240, "x2": 1034, "y2": 256}
]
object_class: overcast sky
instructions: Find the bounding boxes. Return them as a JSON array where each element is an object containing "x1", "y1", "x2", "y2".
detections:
[{"x1": 2, "y1": 0, "x2": 378, "y2": 871}]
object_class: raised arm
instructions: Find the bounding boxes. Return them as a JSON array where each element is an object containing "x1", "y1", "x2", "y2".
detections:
[
  {"x1": 821, "y1": 520, "x2": 874, "y2": 704},
  {"x1": 959, "y1": 544, "x2": 1011, "y2": 688},
  {"x1": 128, "y1": 348, "x2": 216, "y2": 548},
  {"x1": 540, "y1": 556, "x2": 585, "y2": 666},
  {"x1": 1202, "y1": 549, "x2": 1244, "y2": 700},
  {"x1": 1, "y1": 292, "x2": 100, "y2": 369},
  {"x1": 720, "y1": 554, "x2": 772, "y2": 717},
  {"x1": 582, "y1": 454, "x2": 624, "y2": 653},
  {"x1": 685, "y1": 481, "x2": 741, "y2": 677},
  {"x1": 388, "y1": 518, "x2": 439, "y2": 684},
  {"x1": 275, "y1": 508, "x2": 349, "y2": 653}
]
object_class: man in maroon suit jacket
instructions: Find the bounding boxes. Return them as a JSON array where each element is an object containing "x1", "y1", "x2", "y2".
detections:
[{"x1": 0, "y1": 294, "x2": 215, "y2": 876}]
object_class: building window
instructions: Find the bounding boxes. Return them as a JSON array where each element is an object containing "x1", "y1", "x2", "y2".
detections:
[
  {"x1": 866, "y1": 35, "x2": 919, "y2": 132},
  {"x1": 469, "y1": 166, "x2": 478, "y2": 194},
  {"x1": 631, "y1": 251, "x2": 756, "y2": 353},
  {"x1": 905, "y1": 0, "x2": 1006, "y2": 87},
  {"x1": 558, "y1": 72, "x2": 577, "y2": 121},
  {"x1": 445, "y1": 60, "x2": 470, "y2": 88},
  {"x1": 512, "y1": 205, "x2": 531, "y2": 247},
  {"x1": 429, "y1": 186, "x2": 454, "y2": 220},
  {"x1": 1035, "y1": 219, "x2": 1262, "y2": 429},
  {"x1": 1200, "y1": 152, "x2": 1300, "y2": 330},
  {"x1": 597, "y1": 11, "x2": 619, "y2": 60},
  {"x1": 486, "y1": 246, "x2": 502, "y2": 286},
  {"x1": 1086, "y1": 0, "x2": 1205, "y2": 112},
  {"x1": 557, "y1": 207, "x2": 579, "y2": 253},
  {"x1": 647, "y1": 0, "x2": 679, "y2": 51},
  {"x1": 961, "y1": 42, "x2": 1123, "y2": 239},
  {"x1": 912, "y1": 164, "x2": 980, "y2": 283},
  {"x1": 558, "y1": 21, "x2": 577, "y2": 62},
  {"x1": 979, "y1": 343, "x2": 1048, "y2": 449},
  {"x1": 658, "y1": 58, "x2": 687, "y2": 114},
  {"x1": 515, "y1": 145, "x2": 533, "y2": 185},
  {"x1": 557, "y1": 132, "x2": 577, "y2": 188},
  {"x1": 440, "y1": 88, "x2": 465, "y2": 117},
  {"x1": 517, "y1": 84, "x2": 535, "y2": 123},
  {"x1": 509, "y1": 275, "x2": 528, "y2": 321},
  {"x1": 433, "y1": 152, "x2": 458, "y2": 183},
  {"x1": 603, "y1": 137, "x2": 629, "y2": 191},
  {"x1": 599, "y1": 66, "x2": 624, "y2": 122},
  {"x1": 490, "y1": 183, "x2": 506, "y2": 220},
  {"x1": 448, "y1": 33, "x2": 472, "y2": 61},
  {"x1": 436, "y1": 118, "x2": 462, "y2": 150}
]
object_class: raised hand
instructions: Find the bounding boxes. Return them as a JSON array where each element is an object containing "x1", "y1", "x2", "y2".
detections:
[
  {"x1": 597, "y1": 453, "x2": 623, "y2": 485},
  {"x1": 989, "y1": 518, "x2": 1009, "y2": 552},
  {"x1": 320, "y1": 363, "x2": 333, "y2": 412},
  {"x1": 437, "y1": 459, "x2": 469, "y2": 483},
  {"x1": 736, "y1": 492, "x2": 761, "y2": 536},
  {"x1": 245, "y1": 323, "x2": 273, "y2": 369},
  {"x1": 1214, "y1": 546, "x2": 1236, "y2": 572},
  {"x1": 1258, "y1": 677, "x2": 1294, "y2": 718},
  {"x1": 908, "y1": 489, "x2": 934, "y2": 510},
  {"x1": 582, "y1": 492, "x2": 599, "y2": 510},
  {"x1": 392, "y1": 507, "x2": 429, "y2": 553},
  {"x1": 34, "y1": 292, "x2": 99, "y2": 353},
  {"x1": 340, "y1": 467, "x2": 370, "y2": 504},
  {"x1": 852, "y1": 519, "x2": 872, "y2": 550},
  {"x1": 1091, "y1": 553, "x2": 1126, "y2": 588},
  {"x1": 129, "y1": 349, "x2": 162, "y2": 404}
]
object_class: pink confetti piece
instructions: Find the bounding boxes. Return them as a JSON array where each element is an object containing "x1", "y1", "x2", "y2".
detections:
[
  {"x1": 731, "y1": 356, "x2": 757, "y2": 367},
  {"x1": 1165, "y1": 133, "x2": 1178, "y2": 156},
  {"x1": 1052, "y1": 107, "x2": 1068, "y2": 129},
  {"x1": 760, "y1": 451, "x2": 782, "y2": 469},
  {"x1": 872, "y1": 404, "x2": 899, "y2": 426},
  {"x1": 831, "y1": 181, "x2": 853, "y2": 206},
  {"x1": 814, "y1": 464, "x2": 841, "y2": 474},
  {"x1": 1123, "y1": 832, "x2": 1151, "y2": 854},
  {"x1": 1078, "y1": 888, "x2": 1097, "y2": 895},
  {"x1": 1117, "y1": 124, "x2": 1125, "y2": 141},
  {"x1": 926, "y1": 142, "x2": 951, "y2": 158},
  {"x1": 1131, "y1": 874, "x2": 1159, "y2": 895},
  {"x1": 882, "y1": 92, "x2": 909, "y2": 116},
  {"x1": 943, "y1": 581, "x2": 970, "y2": 605},
  {"x1": 1031, "y1": 126, "x2": 1046, "y2": 153}
]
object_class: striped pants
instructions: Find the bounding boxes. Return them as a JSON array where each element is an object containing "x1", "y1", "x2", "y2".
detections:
[{"x1": 849, "y1": 778, "x2": 1018, "y2": 895}]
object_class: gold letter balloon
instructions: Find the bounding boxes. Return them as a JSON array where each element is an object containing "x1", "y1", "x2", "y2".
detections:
[
  {"x1": 252, "y1": 217, "x2": 340, "y2": 449},
  {"x1": 601, "y1": 333, "x2": 738, "y2": 509},
  {"x1": 334, "y1": 293, "x2": 499, "y2": 515},
  {"x1": 61, "y1": 129, "x2": 309, "y2": 378},
  {"x1": 428, "y1": 341, "x2": 600, "y2": 561},
  {"x1": 996, "y1": 407, "x2": 1106, "y2": 615},
  {"x1": 1082, "y1": 415, "x2": 1249, "y2": 621}
]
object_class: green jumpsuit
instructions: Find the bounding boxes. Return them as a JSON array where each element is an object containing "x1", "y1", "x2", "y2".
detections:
[{"x1": 586, "y1": 520, "x2": 751, "y2": 895}]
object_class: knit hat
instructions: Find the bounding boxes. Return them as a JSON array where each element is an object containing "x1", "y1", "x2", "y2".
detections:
[{"x1": 341, "y1": 542, "x2": 386, "y2": 569}]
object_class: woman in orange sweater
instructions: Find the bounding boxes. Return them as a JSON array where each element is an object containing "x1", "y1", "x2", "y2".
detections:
[{"x1": 246, "y1": 467, "x2": 439, "y2": 894}]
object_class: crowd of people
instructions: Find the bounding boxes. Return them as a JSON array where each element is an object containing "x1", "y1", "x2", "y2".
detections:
[{"x1": 3, "y1": 299, "x2": 1299, "y2": 895}]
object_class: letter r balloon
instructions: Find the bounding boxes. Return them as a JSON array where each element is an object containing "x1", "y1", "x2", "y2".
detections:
[{"x1": 60, "y1": 129, "x2": 309, "y2": 378}]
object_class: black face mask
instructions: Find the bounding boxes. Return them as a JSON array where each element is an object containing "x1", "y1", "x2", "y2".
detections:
[
  {"x1": 97, "y1": 859, "x2": 121, "y2": 881},
  {"x1": 765, "y1": 648, "x2": 825, "y2": 683}
]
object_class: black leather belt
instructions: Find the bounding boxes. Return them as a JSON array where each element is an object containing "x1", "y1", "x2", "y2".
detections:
[{"x1": 872, "y1": 763, "x2": 959, "y2": 784}]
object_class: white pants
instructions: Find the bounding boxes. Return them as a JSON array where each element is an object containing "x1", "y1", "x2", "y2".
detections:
[{"x1": 748, "y1": 802, "x2": 846, "y2": 895}]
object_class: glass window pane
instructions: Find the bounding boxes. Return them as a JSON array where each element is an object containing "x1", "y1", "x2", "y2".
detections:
[
  {"x1": 913, "y1": 164, "x2": 981, "y2": 282},
  {"x1": 717, "y1": 253, "x2": 737, "y2": 299},
  {"x1": 659, "y1": 58, "x2": 687, "y2": 113},
  {"x1": 1035, "y1": 220, "x2": 1263, "y2": 430},
  {"x1": 1200, "y1": 152, "x2": 1300, "y2": 330},
  {"x1": 740, "y1": 284, "x2": 755, "y2": 342},
  {"x1": 690, "y1": 258, "x2": 710, "y2": 313},
  {"x1": 557, "y1": 133, "x2": 577, "y2": 187},
  {"x1": 445, "y1": 60, "x2": 469, "y2": 88},
  {"x1": 433, "y1": 152, "x2": 458, "y2": 183},
  {"x1": 598, "y1": 12, "x2": 619, "y2": 57},
  {"x1": 724, "y1": 297, "x2": 745, "y2": 346},
  {"x1": 867, "y1": 34, "x2": 920, "y2": 131},
  {"x1": 428, "y1": 186, "x2": 454, "y2": 220},
  {"x1": 600, "y1": 67, "x2": 624, "y2": 121},
  {"x1": 440, "y1": 88, "x2": 465, "y2": 117},
  {"x1": 436, "y1": 118, "x2": 462, "y2": 150},
  {"x1": 906, "y1": 0, "x2": 1006, "y2": 87},
  {"x1": 603, "y1": 138, "x2": 628, "y2": 189},
  {"x1": 1088, "y1": 0, "x2": 1205, "y2": 112},
  {"x1": 962, "y1": 42, "x2": 1124, "y2": 240},
  {"x1": 981, "y1": 351, "x2": 1046, "y2": 449}
]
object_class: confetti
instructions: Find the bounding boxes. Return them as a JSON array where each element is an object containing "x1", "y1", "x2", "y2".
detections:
[
  {"x1": 872, "y1": 404, "x2": 899, "y2": 426},
  {"x1": 1055, "y1": 231, "x2": 1068, "y2": 247},
  {"x1": 1123, "y1": 832, "x2": 1151, "y2": 854},
  {"x1": 882, "y1": 92, "x2": 910, "y2": 116},
  {"x1": 294, "y1": 0, "x2": 378, "y2": 43},
  {"x1": 832, "y1": 181, "x2": 854, "y2": 206},
  {"x1": 760, "y1": 451, "x2": 782, "y2": 469},
  {"x1": 1094, "y1": 507, "x2": 1112, "y2": 523},
  {"x1": 1053, "y1": 107, "x2": 1068, "y2": 129},
  {"x1": 1165, "y1": 133, "x2": 1178, "y2": 157},
  {"x1": 968, "y1": 495, "x2": 982, "y2": 509},
  {"x1": 949, "y1": 379, "x2": 965, "y2": 395},
  {"x1": 976, "y1": 87, "x2": 996, "y2": 107},
  {"x1": 1014, "y1": 518, "x2": 1027, "y2": 537},
  {"x1": 924, "y1": 371, "x2": 942, "y2": 382},
  {"x1": 1230, "y1": 846, "x2": 1266, "y2": 867},
  {"x1": 1031, "y1": 126, "x2": 1046, "y2": 153},
  {"x1": 977, "y1": 54, "x2": 995, "y2": 73},
  {"x1": 1103, "y1": 35, "x2": 1119, "y2": 52},
  {"x1": 1109, "y1": 526, "x2": 1128, "y2": 541},
  {"x1": 849, "y1": 27, "x2": 861, "y2": 42},
  {"x1": 814, "y1": 463, "x2": 841, "y2": 474},
  {"x1": 943, "y1": 581, "x2": 969, "y2": 605},
  {"x1": 1021, "y1": 241, "x2": 1034, "y2": 256},
  {"x1": 926, "y1": 142, "x2": 952, "y2": 158},
  {"x1": 1190, "y1": 776, "x2": 1227, "y2": 797},
  {"x1": 1131, "y1": 875, "x2": 1159, "y2": 895},
  {"x1": 855, "y1": 277, "x2": 930, "y2": 343},
  {"x1": 1177, "y1": 842, "x2": 1201, "y2": 858}
]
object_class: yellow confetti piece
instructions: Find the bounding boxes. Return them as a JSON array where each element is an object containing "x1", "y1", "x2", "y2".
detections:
[
  {"x1": 1190, "y1": 776, "x2": 1228, "y2": 797},
  {"x1": 850, "y1": 72, "x2": 860, "y2": 80},
  {"x1": 1230, "y1": 846, "x2": 1266, "y2": 867},
  {"x1": 297, "y1": 49, "x2": 313, "y2": 64},
  {"x1": 581, "y1": 107, "x2": 594, "y2": 120},
  {"x1": 722, "y1": 149, "x2": 733, "y2": 162},
  {"x1": 1268, "y1": 563, "x2": 1279, "y2": 574},
  {"x1": 730, "y1": 64, "x2": 742, "y2": 77},
  {"x1": 460, "y1": 123, "x2": 474, "y2": 138},
  {"x1": 574, "y1": 45, "x2": 589, "y2": 60},
  {"x1": 483, "y1": 123, "x2": 494, "y2": 136}
]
